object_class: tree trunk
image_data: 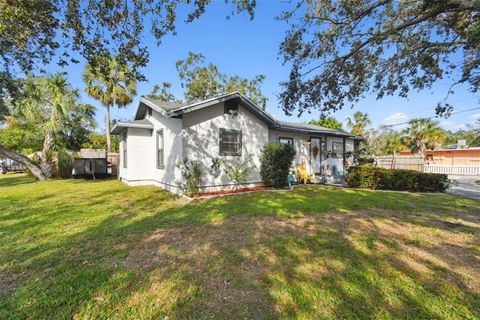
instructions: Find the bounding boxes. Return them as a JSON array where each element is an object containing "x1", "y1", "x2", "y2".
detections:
[
  {"x1": 105, "y1": 104, "x2": 112, "y2": 153},
  {"x1": 0, "y1": 144, "x2": 47, "y2": 180},
  {"x1": 41, "y1": 132, "x2": 55, "y2": 178}
]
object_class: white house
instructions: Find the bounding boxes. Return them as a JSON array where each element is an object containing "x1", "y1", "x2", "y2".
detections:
[{"x1": 111, "y1": 92, "x2": 361, "y2": 195}]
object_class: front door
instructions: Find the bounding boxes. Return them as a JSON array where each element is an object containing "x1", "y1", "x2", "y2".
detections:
[{"x1": 310, "y1": 137, "x2": 322, "y2": 174}]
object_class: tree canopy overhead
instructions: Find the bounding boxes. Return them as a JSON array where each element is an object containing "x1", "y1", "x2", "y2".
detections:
[
  {"x1": 0, "y1": 0, "x2": 256, "y2": 77},
  {"x1": 0, "y1": 0, "x2": 257, "y2": 113},
  {"x1": 278, "y1": 0, "x2": 480, "y2": 116},
  {"x1": 308, "y1": 116, "x2": 343, "y2": 131},
  {"x1": 175, "y1": 52, "x2": 268, "y2": 108}
]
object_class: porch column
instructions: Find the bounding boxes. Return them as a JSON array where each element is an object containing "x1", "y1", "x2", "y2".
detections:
[{"x1": 342, "y1": 137, "x2": 346, "y2": 175}]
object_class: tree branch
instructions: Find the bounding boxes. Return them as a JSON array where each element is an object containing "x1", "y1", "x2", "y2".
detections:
[
  {"x1": 300, "y1": 2, "x2": 477, "y2": 79},
  {"x1": 0, "y1": 144, "x2": 47, "y2": 180}
]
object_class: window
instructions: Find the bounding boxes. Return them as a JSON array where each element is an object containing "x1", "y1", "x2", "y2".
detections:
[
  {"x1": 156, "y1": 129, "x2": 164, "y2": 168},
  {"x1": 279, "y1": 137, "x2": 294, "y2": 147},
  {"x1": 331, "y1": 142, "x2": 344, "y2": 158},
  {"x1": 219, "y1": 129, "x2": 242, "y2": 156},
  {"x1": 123, "y1": 133, "x2": 127, "y2": 168},
  {"x1": 147, "y1": 107, "x2": 152, "y2": 116}
]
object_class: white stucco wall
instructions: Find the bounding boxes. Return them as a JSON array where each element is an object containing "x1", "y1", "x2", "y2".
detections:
[
  {"x1": 182, "y1": 102, "x2": 269, "y2": 192},
  {"x1": 118, "y1": 110, "x2": 183, "y2": 194},
  {"x1": 119, "y1": 127, "x2": 153, "y2": 181}
]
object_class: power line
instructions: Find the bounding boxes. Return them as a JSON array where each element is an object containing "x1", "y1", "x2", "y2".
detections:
[
  {"x1": 384, "y1": 106, "x2": 480, "y2": 128},
  {"x1": 371, "y1": 96, "x2": 480, "y2": 123}
]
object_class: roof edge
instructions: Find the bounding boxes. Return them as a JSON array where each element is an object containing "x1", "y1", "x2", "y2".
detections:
[
  {"x1": 111, "y1": 121, "x2": 154, "y2": 135},
  {"x1": 169, "y1": 92, "x2": 281, "y2": 127},
  {"x1": 274, "y1": 126, "x2": 356, "y2": 138}
]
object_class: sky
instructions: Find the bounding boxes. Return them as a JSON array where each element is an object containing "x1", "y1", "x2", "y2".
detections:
[{"x1": 48, "y1": 1, "x2": 480, "y2": 133}]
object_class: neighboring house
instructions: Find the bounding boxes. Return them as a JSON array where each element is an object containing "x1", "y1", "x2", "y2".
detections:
[
  {"x1": 400, "y1": 148, "x2": 480, "y2": 166},
  {"x1": 111, "y1": 92, "x2": 361, "y2": 195}
]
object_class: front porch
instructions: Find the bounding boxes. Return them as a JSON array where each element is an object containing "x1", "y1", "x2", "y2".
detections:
[{"x1": 269, "y1": 124, "x2": 360, "y2": 184}]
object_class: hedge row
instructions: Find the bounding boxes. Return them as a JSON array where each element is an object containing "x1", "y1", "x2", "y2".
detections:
[{"x1": 347, "y1": 166, "x2": 449, "y2": 192}]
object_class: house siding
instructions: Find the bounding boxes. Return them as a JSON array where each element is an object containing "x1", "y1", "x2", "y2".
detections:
[
  {"x1": 182, "y1": 102, "x2": 269, "y2": 192},
  {"x1": 119, "y1": 109, "x2": 183, "y2": 194}
]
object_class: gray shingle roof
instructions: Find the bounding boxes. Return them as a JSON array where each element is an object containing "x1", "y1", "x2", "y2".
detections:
[
  {"x1": 129, "y1": 118, "x2": 154, "y2": 125},
  {"x1": 278, "y1": 121, "x2": 353, "y2": 136},
  {"x1": 141, "y1": 97, "x2": 185, "y2": 112}
]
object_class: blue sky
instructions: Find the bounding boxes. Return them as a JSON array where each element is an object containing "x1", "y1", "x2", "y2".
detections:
[{"x1": 53, "y1": 1, "x2": 480, "y2": 132}]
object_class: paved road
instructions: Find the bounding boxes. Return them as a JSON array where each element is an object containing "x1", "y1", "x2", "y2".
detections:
[{"x1": 447, "y1": 175, "x2": 480, "y2": 200}]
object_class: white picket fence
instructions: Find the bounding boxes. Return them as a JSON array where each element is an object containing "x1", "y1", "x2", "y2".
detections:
[{"x1": 424, "y1": 165, "x2": 480, "y2": 176}]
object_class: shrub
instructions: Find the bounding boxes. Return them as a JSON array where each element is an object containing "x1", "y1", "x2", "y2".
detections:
[
  {"x1": 56, "y1": 150, "x2": 74, "y2": 178},
  {"x1": 176, "y1": 159, "x2": 202, "y2": 196},
  {"x1": 356, "y1": 156, "x2": 375, "y2": 165},
  {"x1": 347, "y1": 166, "x2": 449, "y2": 192},
  {"x1": 260, "y1": 142, "x2": 296, "y2": 188},
  {"x1": 223, "y1": 154, "x2": 255, "y2": 189}
]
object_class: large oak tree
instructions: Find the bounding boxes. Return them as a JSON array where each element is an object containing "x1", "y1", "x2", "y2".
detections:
[{"x1": 278, "y1": 0, "x2": 480, "y2": 116}]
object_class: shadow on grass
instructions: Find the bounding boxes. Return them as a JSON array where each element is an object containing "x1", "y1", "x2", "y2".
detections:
[
  {"x1": 0, "y1": 180, "x2": 479, "y2": 319},
  {"x1": 0, "y1": 173, "x2": 35, "y2": 188}
]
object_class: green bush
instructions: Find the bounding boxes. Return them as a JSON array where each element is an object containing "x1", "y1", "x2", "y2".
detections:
[
  {"x1": 176, "y1": 159, "x2": 202, "y2": 196},
  {"x1": 356, "y1": 156, "x2": 375, "y2": 165},
  {"x1": 347, "y1": 166, "x2": 449, "y2": 192},
  {"x1": 56, "y1": 150, "x2": 74, "y2": 178},
  {"x1": 260, "y1": 142, "x2": 296, "y2": 188}
]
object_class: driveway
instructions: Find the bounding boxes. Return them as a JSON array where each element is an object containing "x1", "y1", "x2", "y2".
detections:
[{"x1": 447, "y1": 175, "x2": 480, "y2": 200}]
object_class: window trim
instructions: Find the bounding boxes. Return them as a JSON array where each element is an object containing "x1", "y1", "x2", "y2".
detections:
[
  {"x1": 278, "y1": 137, "x2": 294, "y2": 148},
  {"x1": 156, "y1": 129, "x2": 164, "y2": 169},
  {"x1": 219, "y1": 128, "x2": 242, "y2": 156}
]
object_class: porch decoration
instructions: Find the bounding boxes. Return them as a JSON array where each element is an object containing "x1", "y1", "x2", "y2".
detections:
[
  {"x1": 296, "y1": 165, "x2": 316, "y2": 184},
  {"x1": 287, "y1": 171, "x2": 295, "y2": 188}
]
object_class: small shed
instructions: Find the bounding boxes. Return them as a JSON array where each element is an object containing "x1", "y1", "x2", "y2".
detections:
[{"x1": 72, "y1": 149, "x2": 109, "y2": 179}]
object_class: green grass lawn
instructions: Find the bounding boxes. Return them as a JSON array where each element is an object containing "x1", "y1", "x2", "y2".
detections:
[{"x1": 1, "y1": 173, "x2": 479, "y2": 319}]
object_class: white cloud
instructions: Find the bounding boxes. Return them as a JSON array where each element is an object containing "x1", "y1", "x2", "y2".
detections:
[
  {"x1": 439, "y1": 121, "x2": 467, "y2": 131},
  {"x1": 382, "y1": 112, "x2": 408, "y2": 124},
  {"x1": 469, "y1": 113, "x2": 480, "y2": 119}
]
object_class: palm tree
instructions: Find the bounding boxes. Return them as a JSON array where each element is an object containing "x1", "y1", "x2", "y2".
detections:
[
  {"x1": 346, "y1": 111, "x2": 371, "y2": 136},
  {"x1": 83, "y1": 56, "x2": 137, "y2": 152},
  {"x1": 403, "y1": 118, "x2": 446, "y2": 155},
  {"x1": 14, "y1": 74, "x2": 90, "y2": 178},
  {"x1": 383, "y1": 130, "x2": 405, "y2": 156}
]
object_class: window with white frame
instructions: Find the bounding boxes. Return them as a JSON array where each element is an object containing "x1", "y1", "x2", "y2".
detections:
[
  {"x1": 156, "y1": 129, "x2": 164, "y2": 168},
  {"x1": 219, "y1": 129, "x2": 242, "y2": 156}
]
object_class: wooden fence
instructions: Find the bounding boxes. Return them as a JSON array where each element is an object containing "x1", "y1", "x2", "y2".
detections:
[
  {"x1": 424, "y1": 165, "x2": 480, "y2": 176},
  {"x1": 375, "y1": 156, "x2": 425, "y2": 171}
]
